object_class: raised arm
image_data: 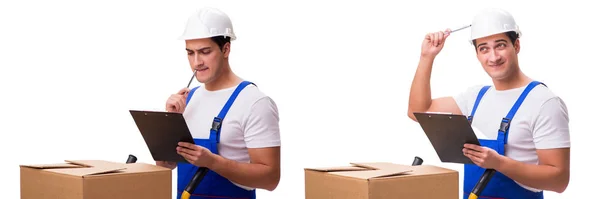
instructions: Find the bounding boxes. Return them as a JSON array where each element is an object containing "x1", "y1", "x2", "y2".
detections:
[{"x1": 408, "y1": 29, "x2": 462, "y2": 121}]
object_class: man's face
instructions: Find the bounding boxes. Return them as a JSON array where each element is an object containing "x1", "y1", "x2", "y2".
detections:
[
  {"x1": 185, "y1": 38, "x2": 230, "y2": 83},
  {"x1": 474, "y1": 33, "x2": 520, "y2": 81}
]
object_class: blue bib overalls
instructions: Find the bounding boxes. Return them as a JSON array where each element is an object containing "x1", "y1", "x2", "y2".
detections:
[
  {"x1": 463, "y1": 81, "x2": 545, "y2": 199},
  {"x1": 177, "y1": 81, "x2": 256, "y2": 199}
]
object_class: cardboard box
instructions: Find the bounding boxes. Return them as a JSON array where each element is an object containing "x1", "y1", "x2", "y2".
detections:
[
  {"x1": 20, "y1": 160, "x2": 171, "y2": 199},
  {"x1": 304, "y1": 162, "x2": 458, "y2": 199}
]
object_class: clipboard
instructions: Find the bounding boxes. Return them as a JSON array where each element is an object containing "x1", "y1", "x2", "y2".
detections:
[
  {"x1": 413, "y1": 112, "x2": 481, "y2": 164},
  {"x1": 129, "y1": 110, "x2": 195, "y2": 162}
]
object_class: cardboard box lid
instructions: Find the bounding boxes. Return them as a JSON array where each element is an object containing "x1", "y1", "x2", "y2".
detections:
[
  {"x1": 305, "y1": 162, "x2": 455, "y2": 180},
  {"x1": 19, "y1": 160, "x2": 156, "y2": 177}
]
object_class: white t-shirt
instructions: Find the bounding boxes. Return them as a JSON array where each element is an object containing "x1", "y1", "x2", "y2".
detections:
[
  {"x1": 453, "y1": 83, "x2": 570, "y2": 192},
  {"x1": 182, "y1": 82, "x2": 281, "y2": 190}
]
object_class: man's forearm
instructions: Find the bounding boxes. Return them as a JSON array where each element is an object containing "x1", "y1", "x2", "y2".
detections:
[
  {"x1": 408, "y1": 56, "x2": 435, "y2": 118},
  {"x1": 497, "y1": 156, "x2": 569, "y2": 193},
  {"x1": 208, "y1": 154, "x2": 279, "y2": 191}
]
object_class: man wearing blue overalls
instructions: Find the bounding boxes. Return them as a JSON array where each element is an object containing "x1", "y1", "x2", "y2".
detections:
[
  {"x1": 407, "y1": 8, "x2": 570, "y2": 198},
  {"x1": 157, "y1": 7, "x2": 281, "y2": 199}
]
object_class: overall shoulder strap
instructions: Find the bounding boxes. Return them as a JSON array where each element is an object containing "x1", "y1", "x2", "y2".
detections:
[
  {"x1": 468, "y1": 85, "x2": 491, "y2": 124},
  {"x1": 503, "y1": 81, "x2": 546, "y2": 122},
  {"x1": 216, "y1": 81, "x2": 255, "y2": 120},
  {"x1": 185, "y1": 86, "x2": 201, "y2": 105},
  {"x1": 497, "y1": 81, "x2": 546, "y2": 154},
  {"x1": 210, "y1": 81, "x2": 256, "y2": 143}
]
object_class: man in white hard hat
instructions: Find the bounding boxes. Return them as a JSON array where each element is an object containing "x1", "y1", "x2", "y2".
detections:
[
  {"x1": 407, "y1": 8, "x2": 570, "y2": 198},
  {"x1": 156, "y1": 7, "x2": 281, "y2": 199}
]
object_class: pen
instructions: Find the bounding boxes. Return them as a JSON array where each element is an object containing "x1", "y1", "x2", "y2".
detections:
[
  {"x1": 187, "y1": 69, "x2": 197, "y2": 88},
  {"x1": 450, "y1": 25, "x2": 471, "y2": 33}
]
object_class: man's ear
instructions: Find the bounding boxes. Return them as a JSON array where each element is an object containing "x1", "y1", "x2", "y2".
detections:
[
  {"x1": 514, "y1": 39, "x2": 520, "y2": 54},
  {"x1": 223, "y1": 42, "x2": 231, "y2": 59}
]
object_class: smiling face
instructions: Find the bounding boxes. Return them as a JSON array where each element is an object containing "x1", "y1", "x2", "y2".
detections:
[
  {"x1": 185, "y1": 38, "x2": 230, "y2": 84},
  {"x1": 474, "y1": 32, "x2": 520, "y2": 81}
]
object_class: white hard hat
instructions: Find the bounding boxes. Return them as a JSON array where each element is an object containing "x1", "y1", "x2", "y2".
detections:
[
  {"x1": 178, "y1": 7, "x2": 236, "y2": 41},
  {"x1": 470, "y1": 8, "x2": 521, "y2": 45}
]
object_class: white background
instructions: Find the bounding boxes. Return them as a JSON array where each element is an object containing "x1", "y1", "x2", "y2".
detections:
[{"x1": 1, "y1": 0, "x2": 597, "y2": 198}]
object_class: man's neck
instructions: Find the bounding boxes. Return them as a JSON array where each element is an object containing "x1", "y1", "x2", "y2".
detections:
[
  {"x1": 204, "y1": 64, "x2": 241, "y2": 91},
  {"x1": 492, "y1": 69, "x2": 532, "y2": 91}
]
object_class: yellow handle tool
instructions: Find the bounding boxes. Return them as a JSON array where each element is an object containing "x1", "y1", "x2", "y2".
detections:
[
  {"x1": 181, "y1": 167, "x2": 209, "y2": 199},
  {"x1": 468, "y1": 169, "x2": 496, "y2": 199}
]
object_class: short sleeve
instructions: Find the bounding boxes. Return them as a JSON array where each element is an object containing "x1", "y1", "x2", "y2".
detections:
[
  {"x1": 532, "y1": 97, "x2": 571, "y2": 149},
  {"x1": 453, "y1": 85, "x2": 486, "y2": 116},
  {"x1": 243, "y1": 96, "x2": 282, "y2": 148}
]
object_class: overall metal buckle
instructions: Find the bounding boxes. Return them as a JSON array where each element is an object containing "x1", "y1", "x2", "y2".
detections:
[
  {"x1": 211, "y1": 117, "x2": 222, "y2": 131},
  {"x1": 499, "y1": 117, "x2": 511, "y2": 133}
]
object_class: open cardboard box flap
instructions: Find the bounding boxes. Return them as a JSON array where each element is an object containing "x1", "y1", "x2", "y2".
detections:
[
  {"x1": 20, "y1": 159, "x2": 173, "y2": 199},
  {"x1": 20, "y1": 160, "x2": 127, "y2": 177},
  {"x1": 304, "y1": 162, "x2": 460, "y2": 199},
  {"x1": 305, "y1": 166, "x2": 370, "y2": 172},
  {"x1": 305, "y1": 162, "x2": 415, "y2": 180}
]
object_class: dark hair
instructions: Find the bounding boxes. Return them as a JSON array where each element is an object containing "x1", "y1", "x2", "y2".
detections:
[
  {"x1": 210, "y1": 36, "x2": 231, "y2": 51},
  {"x1": 472, "y1": 31, "x2": 519, "y2": 47}
]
